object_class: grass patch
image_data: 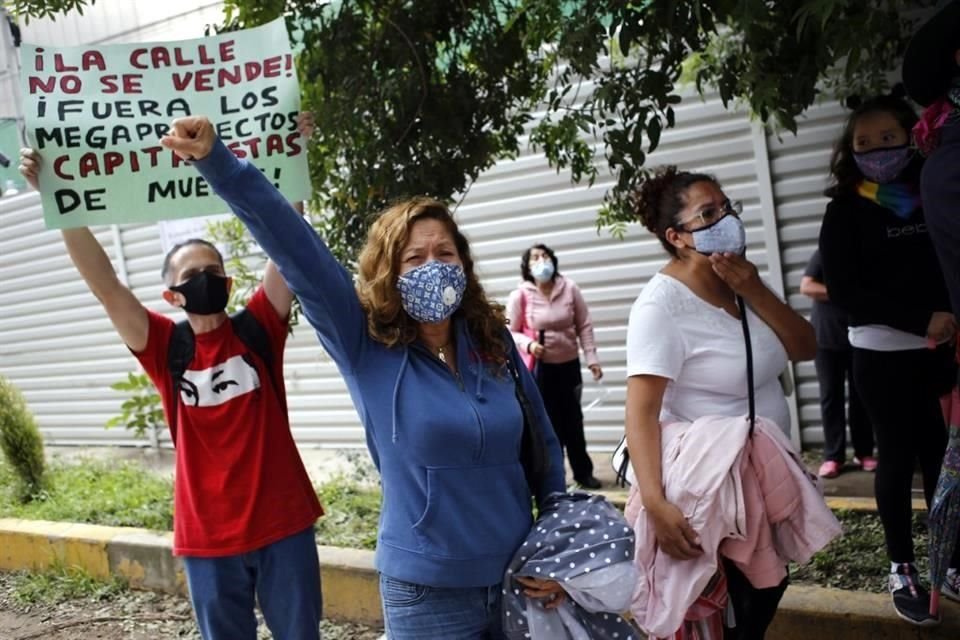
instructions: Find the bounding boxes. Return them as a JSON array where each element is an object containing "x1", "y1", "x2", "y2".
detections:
[
  {"x1": 3, "y1": 453, "x2": 932, "y2": 595},
  {"x1": 791, "y1": 510, "x2": 930, "y2": 593},
  {"x1": 314, "y1": 474, "x2": 381, "y2": 550},
  {"x1": 0, "y1": 457, "x2": 174, "y2": 531},
  {"x1": 11, "y1": 562, "x2": 127, "y2": 605}
]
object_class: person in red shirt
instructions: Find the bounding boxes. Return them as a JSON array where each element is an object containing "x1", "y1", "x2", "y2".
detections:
[{"x1": 18, "y1": 124, "x2": 324, "y2": 640}]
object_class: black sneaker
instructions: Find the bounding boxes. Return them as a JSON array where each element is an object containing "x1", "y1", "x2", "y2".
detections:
[
  {"x1": 889, "y1": 563, "x2": 940, "y2": 627},
  {"x1": 575, "y1": 476, "x2": 602, "y2": 490}
]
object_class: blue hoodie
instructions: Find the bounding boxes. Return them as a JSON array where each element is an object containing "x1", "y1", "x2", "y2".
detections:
[{"x1": 194, "y1": 140, "x2": 565, "y2": 588}]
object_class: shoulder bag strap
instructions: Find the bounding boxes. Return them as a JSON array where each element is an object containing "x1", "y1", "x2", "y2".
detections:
[{"x1": 736, "y1": 295, "x2": 756, "y2": 437}]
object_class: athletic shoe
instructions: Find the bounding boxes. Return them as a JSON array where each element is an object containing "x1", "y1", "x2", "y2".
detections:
[
  {"x1": 942, "y1": 570, "x2": 960, "y2": 603},
  {"x1": 889, "y1": 563, "x2": 940, "y2": 627}
]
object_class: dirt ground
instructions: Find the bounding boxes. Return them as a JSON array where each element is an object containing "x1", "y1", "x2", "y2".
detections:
[{"x1": 0, "y1": 572, "x2": 383, "y2": 640}]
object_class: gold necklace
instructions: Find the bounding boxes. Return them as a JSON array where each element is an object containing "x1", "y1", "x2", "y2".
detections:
[{"x1": 436, "y1": 343, "x2": 452, "y2": 363}]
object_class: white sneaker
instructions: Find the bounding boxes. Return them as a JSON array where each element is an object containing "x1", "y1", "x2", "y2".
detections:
[{"x1": 942, "y1": 570, "x2": 960, "y2": 603}]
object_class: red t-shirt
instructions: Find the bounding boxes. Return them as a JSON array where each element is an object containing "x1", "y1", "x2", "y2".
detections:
[{"x1": 134, "y1": 287, "x2": 323, "y2": 557}]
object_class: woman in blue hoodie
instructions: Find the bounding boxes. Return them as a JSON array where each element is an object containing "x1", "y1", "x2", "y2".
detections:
[{"x1": 161, "y1": 116, "x2": 566, "y2": 639}]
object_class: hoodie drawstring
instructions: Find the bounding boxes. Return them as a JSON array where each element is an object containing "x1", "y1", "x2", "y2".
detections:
[{"x1": 391, "y1": 347, "x2": 410, "y2": 443}]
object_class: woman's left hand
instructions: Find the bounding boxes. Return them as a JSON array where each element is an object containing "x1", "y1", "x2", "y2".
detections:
[
  {"x1": 295, "y1": 111, "x2": 315, "y2": 139},
  {"x1": 515, "y1": 576, "x2": 567, "y2": 610},
  {"x1": 709, "y1": 253, "x2": 765, "y2": 299},
  {"x1": 589, "y1": 364, "x2": 603, "y2": 381}
]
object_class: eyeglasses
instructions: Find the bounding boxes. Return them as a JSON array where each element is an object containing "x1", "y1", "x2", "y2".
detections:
[{"x1": 676, "y1": 199, "x2": 743, "y2": 231}]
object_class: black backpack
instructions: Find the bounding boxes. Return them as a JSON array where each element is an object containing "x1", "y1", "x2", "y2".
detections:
[{"x1": 166, "y1": 309, "x2": 279, "y2": 440}]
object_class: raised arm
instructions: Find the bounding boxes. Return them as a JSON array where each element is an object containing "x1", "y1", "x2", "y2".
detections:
[
  {"x1": 19, "y1": 149, "x2": 148, "y2": 351},
  {"x1": 260, "y1": 200, "x2": 308, "y2": 321},
  {"x1": 161, "y1": 116, "x2": 368, "y2": 370}
]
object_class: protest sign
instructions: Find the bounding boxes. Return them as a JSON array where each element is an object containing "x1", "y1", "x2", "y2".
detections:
[{"x1": 20, "y1": 18, "x2": 310, "y2": 229}]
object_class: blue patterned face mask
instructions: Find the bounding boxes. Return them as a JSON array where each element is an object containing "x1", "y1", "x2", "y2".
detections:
[{"x1": 397, "y1": 261, "x2": 467, "y2": 324}]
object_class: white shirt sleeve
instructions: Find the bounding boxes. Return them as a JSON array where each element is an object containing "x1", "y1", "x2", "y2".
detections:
[{"x1": 626, "y1": 301, "x2": 685, "y2": 380}]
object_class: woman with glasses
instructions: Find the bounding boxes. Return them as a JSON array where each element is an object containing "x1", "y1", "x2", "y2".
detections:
[{"x1": 623, "y1": 166, "x2": 815, "y2": 638}]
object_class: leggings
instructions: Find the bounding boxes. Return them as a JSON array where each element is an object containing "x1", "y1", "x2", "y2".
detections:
[{"x1": 852, "y1": 347, "x2": 951, "y2": 564}]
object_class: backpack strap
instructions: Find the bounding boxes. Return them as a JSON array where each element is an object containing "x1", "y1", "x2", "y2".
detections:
[
  {"x1": 229, "y1": 308, "x2": 282, "y2": 403},
  {"x1": 166, "y1": 319, "x2": 195, "y2": 443},
  {"x1": 166, "y1": 309, "x2": 281, "y2": 439}
]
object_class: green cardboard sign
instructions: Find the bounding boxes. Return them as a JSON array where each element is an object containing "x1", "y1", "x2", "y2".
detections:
[{"x1": 20, "y1": 19, "x2": 310, "y2": 229}]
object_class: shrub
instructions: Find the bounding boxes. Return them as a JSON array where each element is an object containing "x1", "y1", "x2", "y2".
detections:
[{"x1": 0, "y1": 376, "x2": 47, "y2": 502}]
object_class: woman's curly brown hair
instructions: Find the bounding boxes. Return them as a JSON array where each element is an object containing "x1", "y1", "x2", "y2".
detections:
[
  {"x1": 633, "y1": 165, "x2": 718, "y2": 256},
  {"x1": 356, "y1": 197, "x2": 509, "y2": 364}
]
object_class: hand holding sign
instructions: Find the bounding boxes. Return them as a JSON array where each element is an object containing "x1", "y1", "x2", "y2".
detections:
[
  {"x1": 18, "y1": 148, "x2": 41, "y2": 190},
  {"x1": 161, "y1": 117, "x2": 216, "y2": 161},
  {"x1": 21, "y1": 18, "x2": 311, "y2": 229}
]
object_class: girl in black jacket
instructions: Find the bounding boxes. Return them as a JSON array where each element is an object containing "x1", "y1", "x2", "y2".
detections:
[{"x1": 819, "y1": 93, "x2": 958, "y2": 628}]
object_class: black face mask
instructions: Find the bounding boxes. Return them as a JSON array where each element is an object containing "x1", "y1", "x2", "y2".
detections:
[{"x1": 169, "y1": 271, "x2": 229, "y2": 315}]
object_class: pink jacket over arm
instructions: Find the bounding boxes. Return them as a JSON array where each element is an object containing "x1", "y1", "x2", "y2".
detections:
[{"x1": 624, "y1": 416, "x2": 841, "y2": 639}]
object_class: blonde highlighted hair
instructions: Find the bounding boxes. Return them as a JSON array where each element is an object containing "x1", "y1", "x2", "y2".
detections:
[{"x1": 356, "y1": 197, "x2": 509, "y2": 363}]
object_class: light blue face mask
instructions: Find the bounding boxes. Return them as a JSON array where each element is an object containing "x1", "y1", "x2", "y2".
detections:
[
  {"x1": 531, "y1": 260, "x2": 555, "y2": 283},
  {"x1": 690, "y1": 214, "x2": 746, "y2": 255},
  {"x1": 397, "y1": 261, "x2": 467, "y2": 324}
]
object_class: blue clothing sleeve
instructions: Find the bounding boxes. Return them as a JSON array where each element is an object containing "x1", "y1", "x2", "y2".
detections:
[
  {"x1": 193, "y1": 140, "x2": 367, "y2": 371},
  {"x1": 508, "y1": 341, "x2": 565, "y2": 503}
]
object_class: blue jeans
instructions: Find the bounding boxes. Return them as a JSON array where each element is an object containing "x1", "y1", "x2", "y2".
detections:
[
  {"x1": 380, "y1": 574, "x2": 504, "y2": 640},
  {"x1": 183, "y1": 527, "x2": 322, "y2": 640}
]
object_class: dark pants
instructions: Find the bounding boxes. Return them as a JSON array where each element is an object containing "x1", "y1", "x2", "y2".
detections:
[
  {"x1": 853, "y1": 348, "x2": 951, "y2": 564},
  {"x1": 815, "y1": 347, "x2": 873, "y2": 463},
  {"x1": 722, "y1": 560, "x2": 788, "y2": 640},
  {"x1": 182, "y1": 526, "x2": 322, "y2": 640},
  {"x1": 537, "y1": 358, "x2": 593, "y2": 481}
]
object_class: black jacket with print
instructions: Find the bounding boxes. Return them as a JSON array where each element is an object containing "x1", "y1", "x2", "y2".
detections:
[{"x1": 818, "y1": 191, "x2": 951, "y2": 337}]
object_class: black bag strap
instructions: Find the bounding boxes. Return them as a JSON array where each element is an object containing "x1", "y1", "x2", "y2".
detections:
[
  {"x1": 614, "y1": 294, "x2": 756, "y2": 487},
  {"x1": 230, "y1": 308, "x2": 275, "y2": 378},
  {"x1": 166, "y1": 308, "x2": 279, "y2": 437},
  {"x1": 167, "y1": 320, "x2": 195, "y2": 443},
  {"x1": 505, "y1": 349, "x2": 550, "y2": 498},
  {"x1": 736, "y1": 294, "x2": 757, "y2": 437},
  {"x1": 614, "y1": 436, "x2": 631, "y2": 488}
]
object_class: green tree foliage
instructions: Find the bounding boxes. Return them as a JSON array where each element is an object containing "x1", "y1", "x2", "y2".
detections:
[
  {"x1": 13, "y1": 0, "x2": 929, "y2": 254},
  {"x1": 106, "y1": 372, "x2": 165, "y2": 441},
  {"x1": 0, "y1": 375, "x2": 47, "y2": 502},
  {"x1": 4, "y1": 0, "x2": 92, "y2": 22}
]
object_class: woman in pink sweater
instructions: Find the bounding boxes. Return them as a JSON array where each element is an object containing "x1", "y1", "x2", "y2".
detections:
[{"x1": 507, "y1": 244, "x2": 604, "y2": 489}]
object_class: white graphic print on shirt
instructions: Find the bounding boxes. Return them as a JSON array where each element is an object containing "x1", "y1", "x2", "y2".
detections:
[{"x1": 179, "y1": 353, "x2": 261, "y2": 407}]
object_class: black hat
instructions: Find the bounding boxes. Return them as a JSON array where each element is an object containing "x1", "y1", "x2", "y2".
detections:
[{"x1": 902, "y1": 1, "x2": 960, "y2": 107}]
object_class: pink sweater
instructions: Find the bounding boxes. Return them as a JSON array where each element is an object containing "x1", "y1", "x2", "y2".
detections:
[{"x1": 506, "y1": 276, "x2": 600, "y2": 367}]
